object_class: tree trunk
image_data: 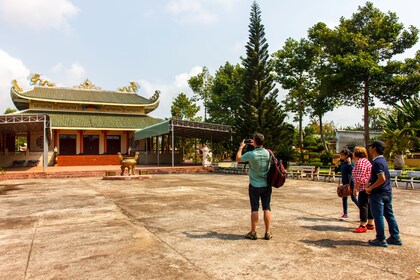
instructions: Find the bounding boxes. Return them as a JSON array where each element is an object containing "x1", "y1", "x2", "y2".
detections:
[
  {"x1": 298, "y1": 96, "x2": 304, "y2": 162},
  {"x1": 319, "y1": 114, "x2": 328, "y2": 151},
  {"x1": 393, "y1": 153, "x2": 405, "y2": 170},
  {"x1": 363, "y1": 80, "x2": 370, "y2": 149}
]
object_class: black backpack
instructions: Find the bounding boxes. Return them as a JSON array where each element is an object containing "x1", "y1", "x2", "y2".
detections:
[{"x1": 267, "y1": 149, "x2": 286, "y2": 188}]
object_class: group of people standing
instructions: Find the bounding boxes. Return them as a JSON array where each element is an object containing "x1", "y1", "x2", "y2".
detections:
[
  {"x1": 336, "y1": 140, "x2": 403, "y2": 246},
  {"x1": 237, "y1": 133, "x2": 403, "y2": 247}
]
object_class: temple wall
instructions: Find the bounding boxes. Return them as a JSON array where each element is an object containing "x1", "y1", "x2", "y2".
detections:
[{"x1": 0, "y1": 152, "x2": 54, "y2": 167}]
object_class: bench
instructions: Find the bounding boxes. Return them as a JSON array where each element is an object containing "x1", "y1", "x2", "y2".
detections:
[
  {"x1": 315, "y1": 166, "x2": 336, "y2": 182},
  {"x1": 213, "y1": 162, "x2": 245, "y2": 174},
  {"x1": 13, "y1": 160, "x2": 26, "y2": 167},
  {"x1": 401, "y1": 171, "x2": 420, "y2": 189},
  {"x1": 287, "y1": 166, "x2": 316, "y2": 180},
  {"x1": 234, "y1": 163, "x2": 249, "y2": 174},
  {"x1": 389, "y1": 170, "x2": 403, "y2": 188},
  {"x1": 27, "y1": 160, "x2": 40, "y2": 167}
]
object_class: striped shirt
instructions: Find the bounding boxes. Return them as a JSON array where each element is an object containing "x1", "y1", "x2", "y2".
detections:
[{"x1": 352, "y1": 158, "x2": 372, "y2": 191}]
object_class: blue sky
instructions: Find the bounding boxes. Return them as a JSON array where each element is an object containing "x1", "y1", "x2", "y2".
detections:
[{"x1": 0, "y1": 0, "x2": 418, "y2": 128}]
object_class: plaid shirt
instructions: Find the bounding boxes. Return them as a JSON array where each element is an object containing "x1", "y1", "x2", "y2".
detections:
[{"x1": 352, "y1": 158, "x2": 372, "y2": 191}]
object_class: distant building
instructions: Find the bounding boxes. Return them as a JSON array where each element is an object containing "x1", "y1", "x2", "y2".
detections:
[{"x1": 335, "y1": 130, "x2": 382, "y2": 152}]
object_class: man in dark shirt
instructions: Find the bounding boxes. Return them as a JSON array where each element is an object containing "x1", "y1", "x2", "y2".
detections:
[{"x1": 366, "y1": 140, "x2": 403, "y2": 247}]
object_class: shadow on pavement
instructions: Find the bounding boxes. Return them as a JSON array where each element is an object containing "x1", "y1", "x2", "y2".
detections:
[
  {"x1": 296, "y1": 217, "x2": 338, "y2": 222},
  {"x1": 301, "y1": 225, "x2": 354, "y2": 232},
  {"x1": 182, "y1": 231, "x2": 244, "y2": 240},
  {"x1": 301, "y1": 239, "x2": 369, "y2": 248}
]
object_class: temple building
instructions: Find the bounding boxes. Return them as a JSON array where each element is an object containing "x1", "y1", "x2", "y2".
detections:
[
  {"x1": 1, "y1": 76, "x2": 162, "y2": 167},
  {"x1": 0, "y1": 75, "x2": 233, "y2": 169}
]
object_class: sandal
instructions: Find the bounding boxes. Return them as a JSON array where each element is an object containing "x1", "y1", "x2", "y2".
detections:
[
  {"x1": 264, "y1": 232, "x2": 272, "y2": 240},
  {"x1": 245, "y1": 231, "x2": 257, "y2": 240}
]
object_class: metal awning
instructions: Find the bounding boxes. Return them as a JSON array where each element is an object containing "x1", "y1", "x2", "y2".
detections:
[
  {"x1": 134, "y1": 119, "x2": 233, "y2": 142},
  {"x1": 134, "y1": 119, "x2": 233, "y2": 167}
]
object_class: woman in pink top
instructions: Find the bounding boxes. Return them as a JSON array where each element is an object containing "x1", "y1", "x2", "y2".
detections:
[{"x1": 352, "y1": 146, "x2": 375, "y2": 233}]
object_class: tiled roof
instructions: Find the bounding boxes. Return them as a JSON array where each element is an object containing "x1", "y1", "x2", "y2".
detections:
[
  {"x1": 14, "y1": 86, "x2": 155, "y2": 105},
  {"x1": 21, "y1": 110, "x2": 163, "y2": 130}
]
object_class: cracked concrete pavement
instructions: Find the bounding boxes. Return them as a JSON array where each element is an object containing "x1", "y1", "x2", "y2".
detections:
[{"x1": 0, "y1": 174, "x2": 419, "y2": 279}]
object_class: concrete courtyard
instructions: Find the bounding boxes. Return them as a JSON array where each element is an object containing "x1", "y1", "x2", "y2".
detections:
[{"x1": 0, "y1": 174, "x2": 419, "y2": 279}]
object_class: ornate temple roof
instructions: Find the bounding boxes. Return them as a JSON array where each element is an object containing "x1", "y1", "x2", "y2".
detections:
[
  {"x1": 18, "y1": 110, "x2": 163, "y2": 131},
  {"x1": 10, "y1": 79, "x2": 160, "y2": 113}
]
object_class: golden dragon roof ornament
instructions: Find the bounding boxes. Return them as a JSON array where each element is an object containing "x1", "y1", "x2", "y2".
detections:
[
  {"x1": 11, "y1": 80, "x2": 23, "y2": 92},
  {"x1": 118, "y1": 82, "x2": 139, "y2": 93},
  {"x1": 28, "y1": 73, "x2": 56, "y2": 87},
  {"x1": 74, "y1": 79, "x2": 102, "y2": 90}
]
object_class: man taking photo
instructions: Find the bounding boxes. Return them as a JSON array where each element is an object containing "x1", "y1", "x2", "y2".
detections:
[{"x1": 236, "y1": 133, "x2": 272, "y2": 240}]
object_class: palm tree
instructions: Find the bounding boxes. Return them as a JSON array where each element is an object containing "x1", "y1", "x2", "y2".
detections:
[{"x1": 380, "y1": 97, "x2": 420, "y2": 170}]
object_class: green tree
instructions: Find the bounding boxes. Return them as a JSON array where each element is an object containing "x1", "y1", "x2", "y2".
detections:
[
  {"x1": 272, "y1": 38, "x2": 317, "y2": 155},
  {"x1": 380, "y1": 97, "x2": 420, "y2": 169},
  {"x1": 207, "y1": 62, "x2": 243, "y2": 125},
  {"x1": 237, "y1": 1, "x2": 293, "y2": 150},
  {"x1": 367, "y1": 107, "x2": 389, "y2": 130},
  {"x1": 307, "y1": 119, "x2": 336, "y2": 145},
  {"x1": 308, "y1": 2, "x2": 419, "y2": 147},
  {"x1": 188, "y1": 66, "x2": 213, "y2": 122},
  {"x1": 170, "y1": 93, "x2": 202, "y2": 121},
  {"x1": 3, "y1": 108, "x2": 16, "y2": 114}
]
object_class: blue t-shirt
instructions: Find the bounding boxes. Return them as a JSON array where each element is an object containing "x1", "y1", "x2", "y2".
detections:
[
  {"x1": 369, "y1": 155, "x2": 392, "y2": 194},
  {"x1": 240, "y1": 147, "x2": 270, "y2": 188}
]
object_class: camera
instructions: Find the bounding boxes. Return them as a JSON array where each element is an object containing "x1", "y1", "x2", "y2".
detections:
[{"x1": 244, "y1": 139, "x2": 254, "y2": 152}]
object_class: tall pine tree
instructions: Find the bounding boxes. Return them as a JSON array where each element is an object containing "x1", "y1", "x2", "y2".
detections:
[{"x1": 236, "y1": 1, "x2": 291, "y2": 150}]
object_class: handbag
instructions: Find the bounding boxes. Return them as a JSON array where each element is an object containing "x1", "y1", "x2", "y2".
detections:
[
  {"x1": 337, "y1": 184, "x2": 351, "y2": 197},
  {"x1": 266, "y1": 149, "x2": 286, "y2": 188}
]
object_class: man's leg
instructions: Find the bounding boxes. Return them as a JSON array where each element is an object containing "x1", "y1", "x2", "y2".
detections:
[
  {"x1": 370, "y1": 193, "x2": 386, "y2": 241},
  {"x1": 248, "y1": 185, "x2": 260, "y2": 235},
  {"x1": 261, "y1": 186, "x2": 272, "y2": 235},
  {"x1": 251, "y1": 211, "x2": 259, "y2": 232},
  {"x1": 263, "y1": 210, "x2": 271, "y2": 233},
  {"x1": 383, "y1": 194, "x2": 401, "y2": 239}
]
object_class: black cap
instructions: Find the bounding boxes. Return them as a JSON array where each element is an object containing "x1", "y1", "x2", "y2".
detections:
[{"x1": 368, "y1": 140, "x2": 385, "y2": 149}]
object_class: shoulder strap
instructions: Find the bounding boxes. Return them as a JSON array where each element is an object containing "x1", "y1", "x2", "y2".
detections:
[{"x1": 267, "y1": 149, "x2": 278, "y2": 165}]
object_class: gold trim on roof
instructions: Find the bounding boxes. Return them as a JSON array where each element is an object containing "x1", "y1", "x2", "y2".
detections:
[
  {"x1": 118, "y1": 82, "x2": 139, "y2": 93},
  {"x1": 28, "y1": 73, "x2": 56, "y2": 87},
  {"x1": 74, "y1": 79, "x2": 102, "y2": 90},
  {"x1": 11, "y1": 80, "x2": 23, "y2": 92}
]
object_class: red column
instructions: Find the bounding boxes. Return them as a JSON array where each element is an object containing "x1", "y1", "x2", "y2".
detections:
[
  {"x1": 126, "y1": 131, "x2": 130, "y2": 154},
  {"x1": 53, "y1": 129, "x2": 58, "y2": 149},
  {"x1": 102, "y1": 130, "x2": 108, "y2": 154},
  {"x1": 78, "y1": 130, "x2": 84, "y2": 154}
]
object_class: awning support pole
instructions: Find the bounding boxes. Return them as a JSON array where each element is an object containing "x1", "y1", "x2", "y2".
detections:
[{"x1": 171, "y1": 123, "x2": 174, "y2": 167}]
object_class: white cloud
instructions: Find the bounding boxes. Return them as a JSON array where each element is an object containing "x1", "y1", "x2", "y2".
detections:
[
  {"x1": 65, "y1": 63, "x2": 86, "y2": 85},
  {"x1": 0, "y1": 49, "x2": 31, "y2": 113},
  {"x1": 0, "y1": 0, "x2": 79, "y2": 31},
  {"x1": 49, "y1": 62, "x2": 86, "y2": 86},
  {"x1": 51, "y1": 63, "x2": 63, "y2": 73},
  {"x1": 140, "y1": 66, "x2": 204, "y2": 119},
  {"x1": 166, "y1": 0, "x2": 238, "y2": 24}
]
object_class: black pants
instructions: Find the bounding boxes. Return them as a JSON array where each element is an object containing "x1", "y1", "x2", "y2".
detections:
[{"x1": 358, "y1": 190, "x2": 373, "y2": 222}]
